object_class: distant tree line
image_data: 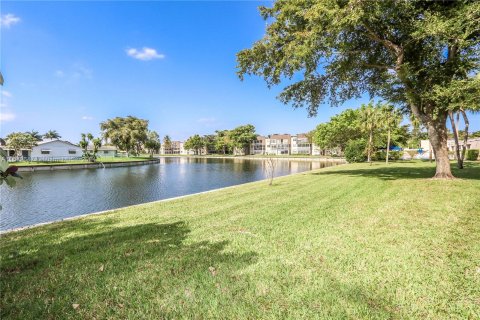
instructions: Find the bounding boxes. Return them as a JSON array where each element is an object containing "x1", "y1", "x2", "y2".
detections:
[
  {"x1": 314, "y1": 101, "x2": 421, "y2": 163},
  {"x1": 183, "y1": 124, "x2": 257, "y2": 155}
]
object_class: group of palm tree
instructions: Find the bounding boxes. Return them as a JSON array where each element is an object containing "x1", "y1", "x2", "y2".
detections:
[
  {"x1": 25, "y1": 130, "x2": 62, "y2": 142},
  {"x1": 359, "y1": 102, "x2": 403, "y2": 164}
]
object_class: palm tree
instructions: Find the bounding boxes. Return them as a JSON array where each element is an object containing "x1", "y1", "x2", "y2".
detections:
[
  {"x1": 359, "y1": 102, "x2": 381, "y2": 163},
  {"x1": 25, "y1": 130, "x2": 42, "y2": 142},
  {"x1": 92, "y1": 138, "x2": 102, "y2": 159},
  {"x1": 380, "y1": 105, "x2": 402, "y2": 164},
  {"x1": 43, "y1": 130, "x2": 61, "y2": 140},
  {"x1": 163, "y1": 135, "x2": 172, "y2": 154}
]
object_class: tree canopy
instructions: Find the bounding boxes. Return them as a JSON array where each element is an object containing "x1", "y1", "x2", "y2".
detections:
[
  {"x1": 237, "y1": 0, "x2": 480, "y2": 178},
  {"x1": 6, "y1": 132, "x2": 38, "y2": 157},
  {"x1": 313, "y1": 104, "x2": 408, "y2": 155},
  {"x1": 25, "y1": 130, "x2": 43, "y2": 142},
  {"x1": 100, "y1": 116, "x2": 149, "y2": 156},
  {"x1": 184, "y1": 134, "x2": 204, "y2": 155},
  {"x1": 229, "y1": 124, "x2": 257, "y2": 155},
  {"x1": 145, "y1": 131, "x2": 161, "y2": 157},
  {"x1": 43, "y1": 130, "x2": 61, "y2": 140}
]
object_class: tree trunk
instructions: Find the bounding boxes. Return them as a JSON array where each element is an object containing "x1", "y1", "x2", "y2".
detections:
[
  {"x1": 459, "y1": 109, "x2": 469, "y2": 164},
  {"x1": 448, "y1": 111, "x2": 463, "y2": 169},
  {"x1": 427, "y1": 117, "x2": 454, "y2": 179},
  {"x1": 367, "y1": 129, "x2": 373, "y2": 163},
  {"x1": 386, "y1": 128, "x2": 391, "y2": 164}
]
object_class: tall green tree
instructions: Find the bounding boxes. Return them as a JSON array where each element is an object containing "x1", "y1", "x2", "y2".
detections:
[
  {"x1": 202, "y1": 135, "x2": 216, "y2": 154},
  {"x1": 214, "y1": 130, "x2": 232, "y2": 155},
  {"x1": 79, "y1": 133, "x2": 100, "y2": 162},
  {"x1": 163, "y1": 135, "x2": 172, "y2": 153},
  {"x1": 237, "y1": 0, "x2": 480, "y2": 178},
  {"x1": 408, "y1": 115, "x2": 428, "y2": 149},
  {"x1": 229, "y1": 124, "x2": 256, "y2": 155},
  {"x1": 6, "y1": 132, "x2": 38, "y2": 157},
  {"x1": 145, "y1": 131, "x2": 161, "y2": 158},
  {"x1": 359, "y1": 102, "x2": 382, "y2": 163},
  {"x1": 100, "y1": 116, "x2": 149, "y2": 156},
  {"x1": 43, "y1": 130, "x2": 61, "y2": 140},
  {"x1": 184, "y1": 134, "x2": 204, "y2": 155},
  {"x1": 379, "y1": 104, "x2": 403, "y2": 164},
  {"x1": 313, "y1": 109, "x2": 362, "y2": 152},
  {"x1": 25, "y1": 130, "x2": 42, "y2": 142}
]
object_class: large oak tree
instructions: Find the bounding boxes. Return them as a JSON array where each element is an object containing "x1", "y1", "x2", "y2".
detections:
[
  {"x1": 100, "y1": 116, "x2": 149, "y2": 156},
  {"x1": 237, "y1": 0, "x2": 480, "y2": 178}
]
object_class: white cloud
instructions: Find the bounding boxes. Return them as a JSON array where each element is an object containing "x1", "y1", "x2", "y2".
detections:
[
  {"x1": 1, "y1": 90, "x2": 12, "y2": 98},
  {"x1": 126, "y1": 47, "x2": 165, "y2": 61},
  {"x1": 72, "y1": 64, "x2": 93, "y2": 79},
  {"x1": 197, "y1": 117, "x2": 216, "y2": 124},
  {"x1": 0, "y1": 112, "x2": 16, "y2": 122},
  {"x1": 54, "y1": 64, "x2": 92, "y2": 81},
  {"x1": 55, "y1": 70, "x2": 65, "y2": 78},
  {"x1": 0, "y1": 14, "x2": 21, "y2": 28},
  {"x1": 197, "y1": 117, "x2": 218, "y2": 128},
  {"x1": 81, "y1": 116, "x2": 94, "y2": 120}
]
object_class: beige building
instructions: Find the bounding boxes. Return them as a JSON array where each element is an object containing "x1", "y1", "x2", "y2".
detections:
[
  {"x1": 250, "y1": 136, "x2": 266, "y2": 155},
  {"x1": 265, "y1": 134, "x2": 291, "y2": 155},
  {"x1": 290, "y1": 134, "x2": 311, "y2": 155},
  {"x1": 249, "y1": 133, "x2": 324, "y2": 156},
  {"x1": 420, "y1": 138, "x2": 480, "y2": 159}
]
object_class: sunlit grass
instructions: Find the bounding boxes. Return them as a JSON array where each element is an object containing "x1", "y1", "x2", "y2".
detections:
[{"x1": 1, "y1": 161, "x2": 479, "y2": 319}]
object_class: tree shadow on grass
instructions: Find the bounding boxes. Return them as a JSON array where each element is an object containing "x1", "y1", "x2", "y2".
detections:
[
  {"x1": 311, "y1": 162, "x2": 480, "y2": 180},
  {"x1": 1, "y1": 221, "x2": 258, "y2": 319}
]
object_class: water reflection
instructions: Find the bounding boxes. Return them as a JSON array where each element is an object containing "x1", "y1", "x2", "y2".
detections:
[{"x1": 0, "y1": 158, "x2": 338, "y2": 231}]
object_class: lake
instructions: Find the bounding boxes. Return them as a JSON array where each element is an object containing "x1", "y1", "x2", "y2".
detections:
[{"x1": 0, "y1": 157, "x2": 341, "y2": 231}]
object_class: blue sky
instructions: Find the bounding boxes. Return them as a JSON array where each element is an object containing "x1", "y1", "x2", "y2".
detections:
[{"x1": 1, "y1": 1, "x2": 478, "y2": 143}]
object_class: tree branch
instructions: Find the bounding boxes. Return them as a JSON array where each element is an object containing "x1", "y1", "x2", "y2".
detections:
[{"x1": 362, "y1": 63, "x2": 391, "y2": 70}]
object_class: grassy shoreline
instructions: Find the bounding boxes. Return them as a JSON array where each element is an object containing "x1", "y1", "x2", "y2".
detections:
[
  {"x1": 11, "y1": 157, "x2": 154, "y2": 167},
  {"x1": 1, "y1": 161, "x2": 479, "y2": 319}
]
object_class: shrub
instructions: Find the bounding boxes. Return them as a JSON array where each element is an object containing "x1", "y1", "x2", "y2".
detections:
[
  {"x1": 390, "y1": 151, "x2": 401, "y2": 160},
  {"x1": 466, "y1": 149, "x2": 479, "y2": 161},
  {"x1": 373, "y1": 150, "x2": 401, "y2": 161},
  {"x1": 345, "y1": 139, "x2": 367, "y2": 163},
  {"x1": 373, "y1": 151, "x2": 386, "y2": 161}
]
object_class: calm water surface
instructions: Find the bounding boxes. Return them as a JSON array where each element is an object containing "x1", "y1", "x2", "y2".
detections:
[{"x1": 1, "y1": 157, "x2": 339, "y2": 231}]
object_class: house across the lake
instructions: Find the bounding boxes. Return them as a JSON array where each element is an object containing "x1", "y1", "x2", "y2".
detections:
[
  {"x1": 2, "y1": 139, "x2": 82, "y2": 160},
  {"x1": 88, "y1": 145, "x2": 118, "y2": 157},
  {"x1": 31, "y1": 140, "x2": 82, "y2": 159}
]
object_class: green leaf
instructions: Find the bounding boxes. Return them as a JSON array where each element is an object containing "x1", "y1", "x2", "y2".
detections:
[
  {"x1": 6, "y1": 176, "x2": 16, "y2": 187},
  {"x1": 0, "y1": 158, "x2": 9, "y2": 172}
]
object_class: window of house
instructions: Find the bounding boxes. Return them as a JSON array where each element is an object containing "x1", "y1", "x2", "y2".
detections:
[
  {"x1": 41, "y1": 150, "x2": 51, "y2": 155},
  {"x1": 68, "y1": 150, "x2": 77, "y2": 154},
  {"x1": 104, "y1": 151, "x2": 109, "y2": 154}
]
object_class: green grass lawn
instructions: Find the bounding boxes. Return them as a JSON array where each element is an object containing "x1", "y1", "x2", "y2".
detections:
[
  {"x1": 1, "y1": 161, "x2": 479, "y2": 319},
  {"x1": 12, "y1": 157, "x2": 153, "y2": 167}
]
